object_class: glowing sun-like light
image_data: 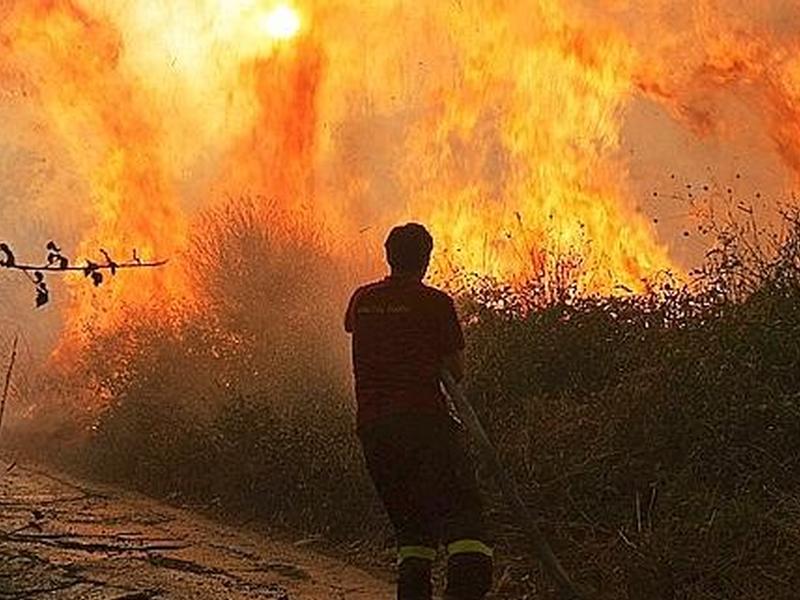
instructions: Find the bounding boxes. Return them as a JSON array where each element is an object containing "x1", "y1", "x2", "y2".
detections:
[{"x1": 260, "y1": 4, "x2": 302, "y2": 40}]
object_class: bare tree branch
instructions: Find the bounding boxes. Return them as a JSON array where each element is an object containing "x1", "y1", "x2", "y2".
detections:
[
  {"x1": 0, "y1": 241, "x2": 168, "y2": 307},
  {"x1": 2, "y1": 259, "x2": 168, "y2": 273}
]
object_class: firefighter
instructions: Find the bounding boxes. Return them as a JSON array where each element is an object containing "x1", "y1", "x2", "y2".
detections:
[{"x1": 345, "y1": 223, "x2": 493, "y2": 600}]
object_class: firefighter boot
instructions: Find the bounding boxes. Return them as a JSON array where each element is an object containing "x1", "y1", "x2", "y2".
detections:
[
  {"x1": 398, "y1": 556, "x2": 433, "y2": 600},
  {"x1": 444, "y1": 549, "x2": 493, "y2": 600}
]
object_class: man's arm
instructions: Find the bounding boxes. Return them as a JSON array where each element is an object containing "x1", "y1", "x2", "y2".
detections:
[
  {"x1": 442, "y1": 349, "x2": 465, "y2": 383},
  {"x1": 440, "y1": 296, "x2": 466, "y2": 381},
  {"x1": 344, "y1": 290, "x2": 359, "y2": 334}
]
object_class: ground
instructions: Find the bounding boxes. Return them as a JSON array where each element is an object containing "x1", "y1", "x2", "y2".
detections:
[{"x1": 0, "y1": 461, "x2": 392, "y2": 600}]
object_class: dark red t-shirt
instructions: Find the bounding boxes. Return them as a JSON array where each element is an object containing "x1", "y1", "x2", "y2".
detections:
[{"x1": 345, "y1": 276, "x2": 465, "y2": 430}]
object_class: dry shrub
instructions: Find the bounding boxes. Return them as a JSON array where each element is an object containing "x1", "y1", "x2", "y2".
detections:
[
  {"x1": 70, "y1": 198, "x2": 385, "y2": 537},
  {"x1": 25, "y1": 199, "x2": 800, "y2": 599},
  {"x1": 462, "y1": 210, "x2": 800, "y2": 599}
]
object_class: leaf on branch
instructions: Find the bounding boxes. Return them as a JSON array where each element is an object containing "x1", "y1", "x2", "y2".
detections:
[
  {"x1": 35, "y1": 281, "x2": 49, "y2": 308},
  {"x1": 47, "y1": 253, "x2": 59, "y2": 267},
  {"x1": 100, "y1": 248, "x2": 118, "y2": 276},
  {"x1": 84, "y1": 260, "x2": 105, "y2": 285},
  {"x1": 45, "y1": 241, "x2": 70, "y2": 269},
  {"x1": 83, "y1": 261, "x2": 99, "y2": 277},
  {"x1": 0, "y1": 243, "x2": 15, "y2": 267}
]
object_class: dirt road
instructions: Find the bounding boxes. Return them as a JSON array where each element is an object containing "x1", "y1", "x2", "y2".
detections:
[{"x1": 0, "y1": 462, "x2": 392, "y2": 599}]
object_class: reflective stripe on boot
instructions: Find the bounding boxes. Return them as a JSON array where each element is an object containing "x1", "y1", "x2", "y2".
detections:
[
  {"x1": 446, "y1": 539, "x2": 493, "y2": 559},
  {"x1": 398, "y1": 545, "x2": 437, "y2": 564}
]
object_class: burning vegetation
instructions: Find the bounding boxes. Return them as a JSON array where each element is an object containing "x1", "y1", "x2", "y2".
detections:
[
  {"x1": 2, "y1": 1, "x2": 800, "y2": 599},
  {"x1": 4, "y1": 0, "x2": 800, "y2": 348},
  {"x1": 1, "y1": 0, "x2": 683, "y2": 348}
]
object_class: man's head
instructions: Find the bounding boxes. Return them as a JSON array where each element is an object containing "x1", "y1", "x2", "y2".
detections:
[{"x1": 385, "y1": 223, "x2": 433, "y2": 278}]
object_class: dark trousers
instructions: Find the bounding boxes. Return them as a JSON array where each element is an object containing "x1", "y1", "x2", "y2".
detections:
[{"x1": 360, "y1": 412, "x2": 493, "y2": 600}]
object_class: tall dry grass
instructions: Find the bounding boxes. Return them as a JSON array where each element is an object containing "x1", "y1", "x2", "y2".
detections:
[
  {"x1": 62, "y1": 199, "x2": 387, "y2": 534},
  {"x1": 14, "y1": 198, "x2": 800, "y2": 599},
  {"x1": 460, "y1": 209, "x2": 800, "y2": 598}
]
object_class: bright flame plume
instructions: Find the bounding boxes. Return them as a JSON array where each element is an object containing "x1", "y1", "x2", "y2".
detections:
[
  {"x1": 261, "y1": 4, "x2": 302, "y2": 40},
  {"x1": 3, "y1": 0, "x2": 799, "y2": 352}
]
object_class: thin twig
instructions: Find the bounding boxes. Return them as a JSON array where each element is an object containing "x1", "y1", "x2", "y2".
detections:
[
  {"x1": 1, "y1": 242, "x2": 168, "y2": 306},
  {"x1": 1, "y1": 259, "x2": 168, "y2": 273},
  {"x1": 0, "y1": 335, "x2": 19, "y2": 443}
]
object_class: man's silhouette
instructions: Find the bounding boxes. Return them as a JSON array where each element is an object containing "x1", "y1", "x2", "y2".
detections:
[{"x1": 345, "y1": 223, "x2": 493, "y2": 600}]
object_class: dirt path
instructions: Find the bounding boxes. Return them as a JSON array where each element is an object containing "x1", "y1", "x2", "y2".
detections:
[{"x1": 0, "y1": 462, "x2": 393, "y2": 599}]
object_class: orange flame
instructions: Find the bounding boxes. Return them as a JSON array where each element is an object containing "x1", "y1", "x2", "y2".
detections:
[
  {"x1": 399, "y1": 1, "x2": 672, "y2": 290},
  {"x1": 8, "y1": 0, "x2": 800, "y2": 351},
  {"x1": 4, "y1": 0, "x2": 191, "y2": 348}
]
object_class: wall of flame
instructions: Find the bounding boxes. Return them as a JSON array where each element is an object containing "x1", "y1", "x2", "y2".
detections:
[{"x1": 2, "y1": 0, "x2": 800, "y2": 349}]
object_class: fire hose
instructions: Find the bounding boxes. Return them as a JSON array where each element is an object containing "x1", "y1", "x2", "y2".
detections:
[{"x1": 440, "y1": 370, "x2": 588, "y2": 599}]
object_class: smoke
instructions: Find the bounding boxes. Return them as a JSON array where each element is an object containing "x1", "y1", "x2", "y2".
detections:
[
  {"x1": 568, "y1": 0, "x2": 800, "y2": 266},
  {"x1": 1, "y1": 0, "x2": 800, "y2": 374}
]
